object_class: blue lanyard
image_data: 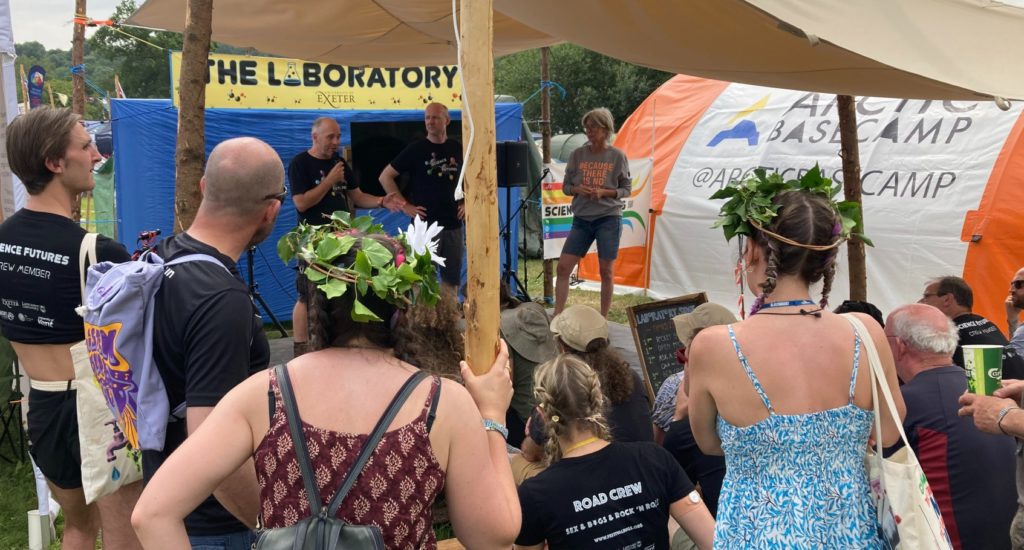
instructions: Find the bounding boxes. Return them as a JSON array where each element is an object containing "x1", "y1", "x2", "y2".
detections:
[{"x1": 760, "y1": 299, "x2": 816, "y2": 310}]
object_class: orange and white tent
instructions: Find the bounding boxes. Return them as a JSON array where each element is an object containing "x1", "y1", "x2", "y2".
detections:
[{"x1": 578, "y1": 75, "x2": 1024, "y2": 326}]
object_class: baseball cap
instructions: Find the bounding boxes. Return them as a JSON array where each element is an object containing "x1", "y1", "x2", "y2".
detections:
[
  {"x1": 550, "y1": 305, "x2": 608, "y2": 352},
  {"x1": 672, "y1": 302, "x2": 737, "y2": 348}
]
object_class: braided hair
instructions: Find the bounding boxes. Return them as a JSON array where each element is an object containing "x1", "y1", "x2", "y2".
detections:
[
  {"x1": 533, "y1": 355, "x2": 610, "y2": 465},
  {"x1": 750, "y1": 190, "x2": 841, "y2": 311}
]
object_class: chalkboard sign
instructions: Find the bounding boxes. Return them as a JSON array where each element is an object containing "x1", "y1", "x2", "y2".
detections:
[{"x1": 626, "y1": 293, "x2": 708, "y2": 402}]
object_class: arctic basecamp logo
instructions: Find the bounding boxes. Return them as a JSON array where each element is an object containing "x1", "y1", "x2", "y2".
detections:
[{"x1": 708, "y1": 94, "x2": 770, "y2": 147}]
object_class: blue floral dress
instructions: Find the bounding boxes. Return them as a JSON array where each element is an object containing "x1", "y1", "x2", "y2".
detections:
[{"x1": 713, "y1": 325, "x2": 883, "y2": 549}]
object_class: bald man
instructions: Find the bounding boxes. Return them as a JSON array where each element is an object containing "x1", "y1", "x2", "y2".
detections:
[
  {"x1": 289, "y1": 117, "x2": 386, "y2": 356},
  {"x1": 887, "y1": 304, "x2": 1016, "y2": 549},
  {"x1": 147, "y1": 138, "x2": 284, "y2": 546},
  {"x1": 379, "y1": 102, "x2": 464, "y2": 290}
]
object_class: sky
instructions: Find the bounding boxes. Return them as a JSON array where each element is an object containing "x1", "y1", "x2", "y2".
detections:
[{"x1": 10, "y1": 0, "x2": 123, "y2": 50}]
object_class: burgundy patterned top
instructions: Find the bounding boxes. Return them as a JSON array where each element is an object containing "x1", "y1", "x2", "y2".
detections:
[{"x1": 255, "y1": 370, "x2": 446, "y2": 549}]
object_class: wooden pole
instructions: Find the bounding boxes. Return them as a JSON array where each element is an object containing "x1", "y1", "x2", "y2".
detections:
[
  {"x1": 46, "y1": 84, "x2": 55, "y2": 107},
  {"x1": 460, "y1": 0, "x2": 500, "y2": 374},
  {"x1": 18, "y1": 65, "x2": 28, "y2": 112},
  {"x1": 173, "y1": 0, "x2": 213, "y2": 232},
  {"x1": 540, "y1": 46, "x2": 554, "y2": 305},
  {"x1": 837, "y1": 95, "x2": 866, "y2": 301},
  {"x1": 72, "y1": 0, "x2": 86, "y2": 115}
]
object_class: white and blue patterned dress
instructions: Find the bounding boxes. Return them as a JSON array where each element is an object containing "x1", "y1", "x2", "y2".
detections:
[{"x1": 713, "y1": 325, "x2": 883, "y2": 549}]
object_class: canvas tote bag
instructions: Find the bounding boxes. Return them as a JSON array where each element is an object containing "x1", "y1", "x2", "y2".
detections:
[
  {"x1": 844, "y1": 314, "x2": 952, "y2": 550},
  {"x1": 70, "y1": 233, "x2": 142, "y2": 503}
]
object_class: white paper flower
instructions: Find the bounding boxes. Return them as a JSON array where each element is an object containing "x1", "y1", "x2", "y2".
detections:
[{"x1": 402, "y1": 216, "x2": 446, "y2": 267}]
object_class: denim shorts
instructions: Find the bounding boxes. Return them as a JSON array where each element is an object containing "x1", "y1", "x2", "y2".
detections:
[
  {"x1": 189, "y1": 529, "x2": 255, "y2": 550},
  {"x1": 561, "y1": 215, "x2": 622, "y2": 260}
]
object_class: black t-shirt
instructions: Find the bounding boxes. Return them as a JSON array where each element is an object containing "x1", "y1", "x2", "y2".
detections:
[
  {"x1": 288, "y1": 151, "x2": 356, "y2": 226},
  {"x1": 952, "y1": 313, "x2": 1024, "y2": 379},
  {"x1": 517, "y1": 442, "x2": 693, "y2": 549},
  {"x1": 0, "y1": 209, "x2": 130, "y2": 344},
  {"x1": 389, "y1": 138, "x2": 462, "y2": 229},
  {"x1": 144, "y1": 232, "x2": 270, "y2": 536}
]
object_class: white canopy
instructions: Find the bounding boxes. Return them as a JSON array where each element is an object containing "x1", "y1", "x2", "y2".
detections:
[{"x1": 129, "y1": 0, "x2": 1024, "y2": 100}]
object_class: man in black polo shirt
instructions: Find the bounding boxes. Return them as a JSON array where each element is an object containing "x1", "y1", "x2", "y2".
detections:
[
  {"x1": 887, "y1": 304, "x2": 1016, "y2": 549},
  {"x1": 288, "y1": 117, "x2": 385, "y2": 356},
  {"x1": 378, "y1": 102, "x2": 464, "y2": 291},
  {"x1": 919, "y1": 275, "x2": 1024, "y2": 379},
  {"x1": 146, "y1": 137, "x2": 283, "y2": 548}
]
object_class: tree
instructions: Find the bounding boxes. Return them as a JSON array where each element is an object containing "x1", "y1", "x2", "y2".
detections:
[
  {"x1": 88, "y1": 0, "x2": 183, "y2": 98},
  {"x1": 14, "y1": 41, "x2": 112, "y2": 119},
  {"x1": 495, "y1": 44, "x2": 672, "y2": 135}
]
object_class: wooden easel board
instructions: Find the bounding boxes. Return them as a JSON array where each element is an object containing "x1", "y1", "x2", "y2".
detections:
[{"x1": 626, "y1": 292, "x2": 708, "y2": 402}]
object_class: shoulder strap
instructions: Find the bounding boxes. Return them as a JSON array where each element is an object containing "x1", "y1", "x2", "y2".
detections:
[
  {"x1": 274, "y1": 364, "x2": 324, "y2": 515},
  {"x1": 326, "y1": 370, "x2": 429, "y2": 516},
  {"x1": 163, "y1": 253, "x2": 229, "y2": 273},
  {"x1": 726, "y1": 324, "x2": 774, "y2": 413},
  {"x1": 426, "y1": 377, "x2": 441, "y2": 433},
  {"x1": 78, "y1": 233, "x2": 98, "y2": 301},
  {"x1": 842, "y1": 314, "x2": 914, "y2": 459}
]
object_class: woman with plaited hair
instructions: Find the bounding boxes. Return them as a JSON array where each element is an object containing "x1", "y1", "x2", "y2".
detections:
[{"x1": 687, "y1": 172, "x2": 906, "y2": 548}]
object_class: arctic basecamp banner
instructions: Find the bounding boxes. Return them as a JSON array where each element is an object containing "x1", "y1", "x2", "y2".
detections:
[
  {"x1": 542, "y1": 159, "x2": 653, "y2": 261},
  {"x1": 169, "y1": 52, "x2": 461, "y2": 110},
  {"x1": 602, "y1": 74, "x2": 1024, "y2": 326}
]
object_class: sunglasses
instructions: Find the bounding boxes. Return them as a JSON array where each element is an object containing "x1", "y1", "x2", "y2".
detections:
[
  {"x1": 263, "y1": 189, "x2": 287, "y2": 203},
  {"x1": 1012, "y1": 280, "x2": 1024, "y2": 290}
]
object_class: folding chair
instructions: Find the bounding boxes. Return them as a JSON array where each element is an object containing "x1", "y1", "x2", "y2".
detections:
[{"x1": 0, "y1": 338, "x2": 26, "y2": 463}]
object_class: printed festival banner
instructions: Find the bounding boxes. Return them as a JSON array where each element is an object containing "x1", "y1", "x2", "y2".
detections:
[
  {"x1": 542, "y1": 158, "x2": 653, "y2": 260},
  {"x1": 26, "y1": 65, "x2": 44, "y2": 110},
  {"x1": 169, "y1": 52, "x2": 462, "y2": 110}
]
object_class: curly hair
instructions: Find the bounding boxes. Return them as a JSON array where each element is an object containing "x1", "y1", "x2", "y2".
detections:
[
  {"x1": 751, "y1": 190, "x2": 841, "y2": 310},
  {"x1": 533, "y1": 354, "x2": 610, "y2": 465},
  {"x1": 557, "y1": 336, "x2": 634, "y2": 404},
  {"x1": 394, "y1": 287, "x2": 465, "y2": 381}
]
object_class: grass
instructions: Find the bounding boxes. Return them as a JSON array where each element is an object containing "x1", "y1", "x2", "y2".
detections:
[
  {"x1": 0, "y1": 258, "x2": 646, "y2": 547},
  {"x1": 514, "y1": 258, "x2": 655, "y2": 324}
]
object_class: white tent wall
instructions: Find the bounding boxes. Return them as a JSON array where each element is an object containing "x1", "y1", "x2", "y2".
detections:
[
  {"x1": 0, "y1": 0, "x2": 24, "y2": 219},
  {"x1": 644, "y1": 83, "x2": 1023, "y2": 319}
]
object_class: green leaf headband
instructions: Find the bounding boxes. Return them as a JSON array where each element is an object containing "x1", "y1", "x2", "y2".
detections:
[
  {"x1": 710, "y1": 165, "x2": 873, "y2": 247},
  {"x1": 276, "y1": 211, "x2": 442, "y2": 322}
]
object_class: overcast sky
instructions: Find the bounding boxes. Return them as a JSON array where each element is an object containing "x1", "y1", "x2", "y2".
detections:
[{"x1": 11, "y1": 0, "x2": 123, "y2": 50}]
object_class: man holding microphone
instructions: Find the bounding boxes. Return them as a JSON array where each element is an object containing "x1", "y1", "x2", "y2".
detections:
[{"x1": 288, "y1": 117, "x2": 385, "y2": 356}]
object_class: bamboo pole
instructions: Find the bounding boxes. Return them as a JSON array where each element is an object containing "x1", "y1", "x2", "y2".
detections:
[
  {"x1": 460, "y1": 0, "x2": 500, "y2": 374},
  {"x1": 72, "y1": 0, "x2": 86, "y2": 115},
  {"x1": 173, "y1": 0, "x2": 213, "y2": 232},
  {"x1": 541, "y1": 46, "x2": 554, "y2": 304},
  {"x1": 837, "y1": 95, "x2": 866, "y2": 301}
]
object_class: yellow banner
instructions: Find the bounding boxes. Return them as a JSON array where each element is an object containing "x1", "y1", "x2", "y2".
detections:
[{"x1": 169, "y1": 52, "x2": 462, "y2": 110}]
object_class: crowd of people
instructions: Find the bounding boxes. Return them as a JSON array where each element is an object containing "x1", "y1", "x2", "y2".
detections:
[{"x1": 4, "y1": 103, "x2": 1024, "y2": 550}]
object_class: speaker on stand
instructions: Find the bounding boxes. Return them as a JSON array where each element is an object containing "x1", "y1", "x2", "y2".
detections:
[{"x1": 496, "y1": 141, "x2": 531, "y2": 301}]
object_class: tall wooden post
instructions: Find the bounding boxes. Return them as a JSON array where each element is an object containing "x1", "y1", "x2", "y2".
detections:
[
  {"x1": 837, "y1": 95, "x2": 866, "y2": 301},
  {"x1": 173, "y1": 0, "x2": 213, "y2": 232},
  {"x1": 72, "y1": 0, "x2": 86, "y2": 115},
  {"x1": 460, "y1": 0, "x2": 500, "y2": 374},
  {"x1": 541, "y1": 47, "x2": 554, "y2": 304}
]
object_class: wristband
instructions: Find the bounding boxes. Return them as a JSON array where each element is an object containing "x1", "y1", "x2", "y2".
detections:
[
  {"x1": 997, "y1": 405, "x2": 1020, "y2": 436},
  {"x1": 482, "y1": 418, "x2": 509, "y2": 440}
]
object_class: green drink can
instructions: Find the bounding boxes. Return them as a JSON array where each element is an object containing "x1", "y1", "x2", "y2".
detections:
[{"x1": 963, "y1": 344, "x2": 1003, "y2": 395}]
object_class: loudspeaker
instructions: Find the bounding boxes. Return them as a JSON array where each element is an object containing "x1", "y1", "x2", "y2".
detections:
[{"x1": 496, "y1": 141, "x2": 529, "y2": 188}]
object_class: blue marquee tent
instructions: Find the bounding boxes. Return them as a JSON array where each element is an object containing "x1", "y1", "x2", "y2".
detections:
[{"x1": 111, "y1": 99, "x2": 524, "y2": 323}]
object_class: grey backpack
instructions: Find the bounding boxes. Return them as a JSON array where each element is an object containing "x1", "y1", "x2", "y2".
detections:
[{"x1": 79, "y1": 251, "x2": 226, "y2": 452}]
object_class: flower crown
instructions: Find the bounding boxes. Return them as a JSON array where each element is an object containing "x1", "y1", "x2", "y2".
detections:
[
  {"x1": 276, "y1": 212, "x2": 443, "y2": 322},
  {"x1": 710, "y1": 165, "x2": 873, "y2": 247}
]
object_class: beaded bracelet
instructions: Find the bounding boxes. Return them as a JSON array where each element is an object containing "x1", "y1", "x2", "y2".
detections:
[{"x1": 997, "y1": 405, "x2": 1021, "y2": 436}]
